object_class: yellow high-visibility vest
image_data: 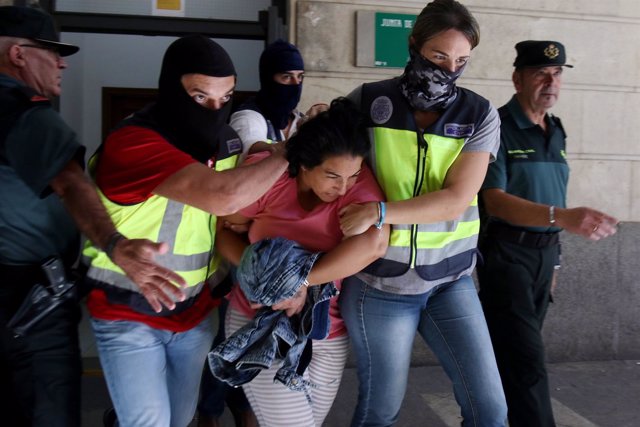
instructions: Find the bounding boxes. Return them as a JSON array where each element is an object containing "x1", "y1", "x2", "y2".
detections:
[
  {"x1": 357, "y1": 79, "x2": 491, "y2": 282},
  {"x1": 83, "y1": 123, "x2": 239, "y2": 313}
]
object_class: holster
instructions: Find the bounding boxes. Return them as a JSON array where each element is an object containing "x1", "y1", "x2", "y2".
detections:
[{"x1": 7, "y1": 257, "x2": 76, "y2": 337}]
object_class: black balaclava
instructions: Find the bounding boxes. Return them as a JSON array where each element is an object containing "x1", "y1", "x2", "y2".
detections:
[
  {"x1": 398, "y1": 47, "x2": 466, "y2": 112},
  {"x1": 255, "y1": 40, "x2": 304, "y2": 131},
  {"x1": 151, "y1": 35, "x2": 236, "y2": 163}
]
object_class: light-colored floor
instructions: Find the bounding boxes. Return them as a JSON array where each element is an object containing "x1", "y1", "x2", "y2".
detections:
[{"x1": 79, "y1": 305, "x2": 640, "y2": 426}]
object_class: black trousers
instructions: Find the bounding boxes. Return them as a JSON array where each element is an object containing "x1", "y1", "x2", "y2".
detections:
[
  {"x1": 0, "y1": 265, "x2": 82, "y2": 427},
  {"x1": 477, "y1": 238, "x2": 559, "y2": 427}
]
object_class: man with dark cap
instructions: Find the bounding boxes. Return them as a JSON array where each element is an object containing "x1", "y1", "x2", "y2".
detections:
[
  {"x1": 477, "y1": 40, "x2": 618, "y2": 426},
  {"x1": 82, "y1": 34, "x2": 289, "y2": 427},
  {"x1": 0, "y1": 6, "x2": 186, "y2": 427}
]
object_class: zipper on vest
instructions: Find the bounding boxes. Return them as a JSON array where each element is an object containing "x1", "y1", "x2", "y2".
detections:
[{"x1": 410, "y1": 131, "x2": 428, "y2": 268}]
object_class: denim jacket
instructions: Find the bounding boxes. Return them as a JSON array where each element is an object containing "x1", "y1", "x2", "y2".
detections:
[{"x1": 208, "y1": 237, "x2": 337, "y2": 394}]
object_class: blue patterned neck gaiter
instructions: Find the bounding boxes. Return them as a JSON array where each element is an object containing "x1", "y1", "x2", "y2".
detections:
[{"x1": 398, "y1": 48, "x2": 466, "y2": 112}]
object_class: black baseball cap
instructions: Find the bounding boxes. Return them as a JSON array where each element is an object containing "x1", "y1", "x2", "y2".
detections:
[
  {"x1": 0, "y1": 6, "x2": 79, "y2": 57},
  {"x1": 513, "y1": 40, "x2": 572, "y2": 69}
]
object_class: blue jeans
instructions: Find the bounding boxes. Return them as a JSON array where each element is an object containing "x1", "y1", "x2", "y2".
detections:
[
  {"x1": 91, "y1": 316, "x2": 214, "y2": 427},
  {"x1": 340, "y1": 275, "x2": 507, "y2": 427}
]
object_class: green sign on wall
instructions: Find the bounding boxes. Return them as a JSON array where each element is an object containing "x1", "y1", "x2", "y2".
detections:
[{"x1": 374, "y1": 12, "x2": 416, "y2": 68}]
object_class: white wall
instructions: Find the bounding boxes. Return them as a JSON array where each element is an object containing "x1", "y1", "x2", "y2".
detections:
[{"x1": 59, "y1": 33, "x2": 263, "y2": 157}]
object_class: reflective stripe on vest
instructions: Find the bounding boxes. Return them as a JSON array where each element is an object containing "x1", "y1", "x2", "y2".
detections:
[{"x1": 82, "y1": 194, "x2": 224, "y2": 300}]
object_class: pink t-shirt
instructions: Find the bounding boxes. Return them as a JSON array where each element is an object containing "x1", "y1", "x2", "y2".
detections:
[{"x1": 228, "y1": 153, "x2": 384, "y2": 338}]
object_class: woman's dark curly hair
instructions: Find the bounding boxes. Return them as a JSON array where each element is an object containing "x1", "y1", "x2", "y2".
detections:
[{"x1": 286, "y1": 97, "x2": 370, "y2": 177}]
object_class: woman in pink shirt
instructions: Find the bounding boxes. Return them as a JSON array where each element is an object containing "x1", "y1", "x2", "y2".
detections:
[{"x1": 215, "y1": 98, "x2": 389, "y2": 427}]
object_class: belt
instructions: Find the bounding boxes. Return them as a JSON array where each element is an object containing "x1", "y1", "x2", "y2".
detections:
[
  {"x1": 0, "y1": 263, "x2": 46, "y2": 284},
  {"x1": 485, "y1": 222, "x2": 559, "y2": 249}
]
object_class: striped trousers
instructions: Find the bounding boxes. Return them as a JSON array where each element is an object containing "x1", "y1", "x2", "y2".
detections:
[{"x1": 226, "y1": 307, "x2": 349, "y2": 427}]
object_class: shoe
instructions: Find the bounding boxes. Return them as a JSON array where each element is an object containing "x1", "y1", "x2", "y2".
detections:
[{"x1": 103, "y1": 407, "x2": 117, "y2": 427}]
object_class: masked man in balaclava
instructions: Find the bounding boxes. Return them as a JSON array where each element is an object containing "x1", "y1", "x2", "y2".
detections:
[
  {"x1": 82, "y1": 35, "x2": 288, "y2": 427},
  {"x1": 230, "y1": 39, "x2": 318, "y2": 163}
]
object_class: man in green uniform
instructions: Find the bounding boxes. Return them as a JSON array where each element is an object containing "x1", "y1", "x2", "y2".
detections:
[
  {"x1": 0, "y1": 7, "x2": 184, "y2": 426},
  {"x1": 477, "y1": 40, "x2": 618, "y2": 427}
]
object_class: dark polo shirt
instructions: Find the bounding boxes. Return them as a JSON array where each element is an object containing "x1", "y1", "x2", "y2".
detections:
[
  {"x1": 0, "y1": 73, "x2": 84, "y2": 265},
  {"x1": 482, "y1": 95, "x2": 569, "y2": 232}
]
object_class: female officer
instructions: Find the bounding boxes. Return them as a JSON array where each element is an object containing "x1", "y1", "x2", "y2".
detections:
[{"x1": 338, "y1": 1, "x2": 507, "y2": 425}]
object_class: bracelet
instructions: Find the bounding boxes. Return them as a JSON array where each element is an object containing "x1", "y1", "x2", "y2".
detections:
[
  {"x1": 549, "y1": 205, "x2": 556, "y2": 225},
  {"x1": 302, "y1": 279, "x2": 310, "y2": 288},
  {"x1": 375, "y1": 201, "x2": 386, "y2": 229},
  {"x1": 104, "y1": 231, "x2": 125, "y2": 260}
]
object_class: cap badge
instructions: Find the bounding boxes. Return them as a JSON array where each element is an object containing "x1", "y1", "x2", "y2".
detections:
[{"x1": 544, "y1": 44, "x2": 560, "y2": 59}]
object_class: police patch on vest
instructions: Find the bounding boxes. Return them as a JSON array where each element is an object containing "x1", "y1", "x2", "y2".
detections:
[
  {"x1": 226, "y1": 138, "x2": 242, "y2": 154},
  {"x1": 370, "y1": 96, "x2": 393, "y2": 124},
  {"x1": 444, "y1": 123, "x2": 474, "y2": 137}
]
